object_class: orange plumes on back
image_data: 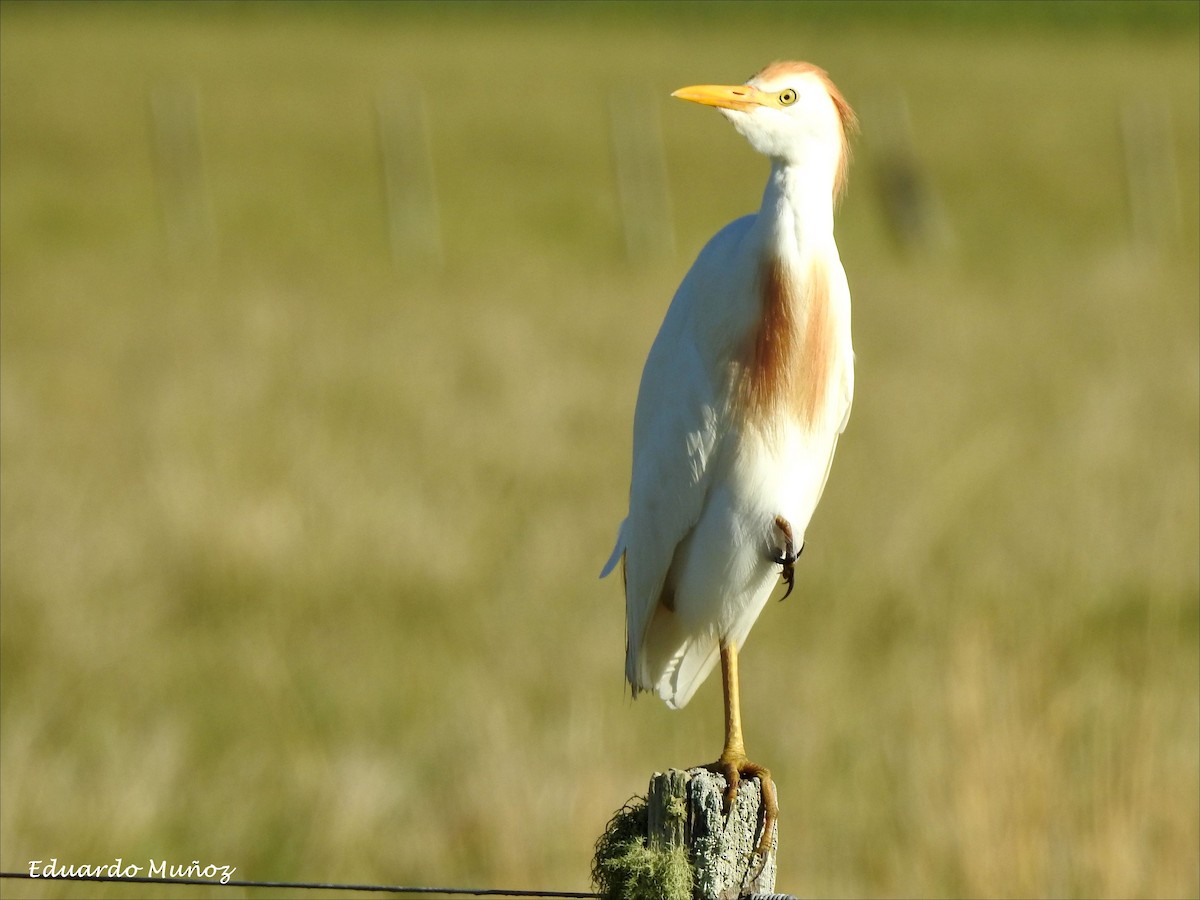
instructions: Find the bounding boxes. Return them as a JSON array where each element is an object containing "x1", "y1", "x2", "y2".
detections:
[
  {"x1": 741, "y1": 255, "x2": 834, "y2": 431},
  {"x1": 741, "y1": 256, "x2": 798, "y2": 423},
  {"x1": 754, "y1": 60, "x2": 858, "y2": 201},
  {"x1": 796, "y1": 257, "x2": 833, "y2": 426}
]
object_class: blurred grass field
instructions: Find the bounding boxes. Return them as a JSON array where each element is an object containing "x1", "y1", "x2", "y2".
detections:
[{"x1": 1, "y1": 2, "x2": 1198, "y2": 898}]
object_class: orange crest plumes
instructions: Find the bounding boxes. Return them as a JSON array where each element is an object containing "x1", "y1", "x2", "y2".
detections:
[{"x1": 754, "y1": 60, "x2": 858, "y2": 200}]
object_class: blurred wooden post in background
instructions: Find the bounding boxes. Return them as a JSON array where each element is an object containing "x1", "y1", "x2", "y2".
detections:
[
  {"x1": 149, "y1": 83, "x2": 215, "y2": 265},
  {"x1": 376, "y1": 86, "x2": 443, "y2": 269},
  {"x1": 1120, "y1": 97, "x2": 1182, "y2": 257},
  {"x1": 610, "y1": 88, "x2": 675, "y2": 265},
  {"x1": 648, "y1": 768, "x2": 780, "y2": 900},
  {"x1": 867, "y1": 90, "x2": 952, "y2": 257}
]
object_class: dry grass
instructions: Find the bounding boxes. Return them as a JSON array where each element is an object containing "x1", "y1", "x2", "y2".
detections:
[{"x1": 1, "y1": 3, "x2": 1197, "y2": 898}]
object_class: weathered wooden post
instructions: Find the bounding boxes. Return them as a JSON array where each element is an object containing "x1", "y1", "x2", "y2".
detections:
[
  {"x1": 593, "y1": 767, "x2": 781, "y2": 899},
  {"x1": 649, "y1": 768, "x2": 778, "y2": 899}
]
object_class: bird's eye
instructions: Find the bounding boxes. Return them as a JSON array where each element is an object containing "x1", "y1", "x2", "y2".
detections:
[{"x1": 778, "y1": 89, "x2": 798, "y2": 106}]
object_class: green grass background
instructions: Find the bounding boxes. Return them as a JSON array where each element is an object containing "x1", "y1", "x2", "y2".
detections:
[{"x1": 1, "y1": 2, "x2": 1197, "y2": 897}]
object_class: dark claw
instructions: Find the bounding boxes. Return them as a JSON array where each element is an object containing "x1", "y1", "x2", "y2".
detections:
[
  {"x1": 775, "y1": 559, "x2": 796, "y2": 601},
  {"x1": 771, "y1": 515, "x2": 803, "y2": 602}
]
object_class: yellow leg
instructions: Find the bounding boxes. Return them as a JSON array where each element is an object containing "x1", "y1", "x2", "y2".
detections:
[
  {"x1": 706, "y1": 640, "x2": 779, "y2": 855},
  {"x1": 721, "y1": 640, "x2": 747, "y2": 760}
]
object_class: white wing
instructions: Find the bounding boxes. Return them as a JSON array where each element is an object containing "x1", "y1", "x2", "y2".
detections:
[{"x1": 601, "y1": 217, "x2": 758, "y2": 695}]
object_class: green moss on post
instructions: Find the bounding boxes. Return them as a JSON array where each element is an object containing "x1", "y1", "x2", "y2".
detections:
[{"x1": 591, "y1": 795, "x2": 693, "y2": 900}]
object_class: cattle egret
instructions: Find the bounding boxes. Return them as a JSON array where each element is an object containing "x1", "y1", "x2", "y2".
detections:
[{"x1": 601, "y1": 61, "x2": 857, "y2": 852}]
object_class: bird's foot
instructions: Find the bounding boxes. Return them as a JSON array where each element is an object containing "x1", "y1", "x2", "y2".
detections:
[
  {"x1": 704, "y1": 751, "x2": 779, "y2": 856},
  {"x1": 771, "y1": 515, "x2": 803, "y2": 601}
]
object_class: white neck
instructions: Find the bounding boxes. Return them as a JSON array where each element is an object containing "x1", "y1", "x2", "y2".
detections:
[{"x1": 759, "y1": 159, "x2": 837, "y2": 262}]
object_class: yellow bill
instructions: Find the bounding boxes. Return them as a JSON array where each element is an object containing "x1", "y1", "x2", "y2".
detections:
[{"x1": 670, "y1": 83, "x2": 766, "y2": 111}]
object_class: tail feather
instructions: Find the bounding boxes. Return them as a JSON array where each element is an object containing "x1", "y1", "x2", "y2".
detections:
[
  {"x1": 655, "y1": 637, "x2": 720, "y2": 710},
  {"x1": 632, "y1": 604, "x2": 721, "y2": 710},
  {"x1": 599, "y1": 519, "x2": 626, "y2": 579}
]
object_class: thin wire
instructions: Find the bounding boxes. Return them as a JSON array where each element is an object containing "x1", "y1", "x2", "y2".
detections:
[
  {"x1": 0, "y1": 872, "x2": 600, "y2": 897},
  {"x1": 0, "y1": 870, "x2": 795, "y2": 899}
]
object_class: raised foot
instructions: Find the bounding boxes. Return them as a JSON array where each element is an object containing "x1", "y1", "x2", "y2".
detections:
[
  {"x1": 704, "y1": 752, "x2": 778, "y2": 856},
  {"x1": 771, "y1": 515, "x2": 804, "y2": 601}
]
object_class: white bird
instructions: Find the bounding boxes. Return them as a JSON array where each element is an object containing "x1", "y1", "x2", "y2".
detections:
[{"x1": 601, "y1": 61, "x2": 857, "y2": 851}]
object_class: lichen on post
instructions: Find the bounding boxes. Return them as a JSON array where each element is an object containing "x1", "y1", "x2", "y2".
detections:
[{"x1": 685, "y1": 768, "x2": 777, "y2": 899}]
